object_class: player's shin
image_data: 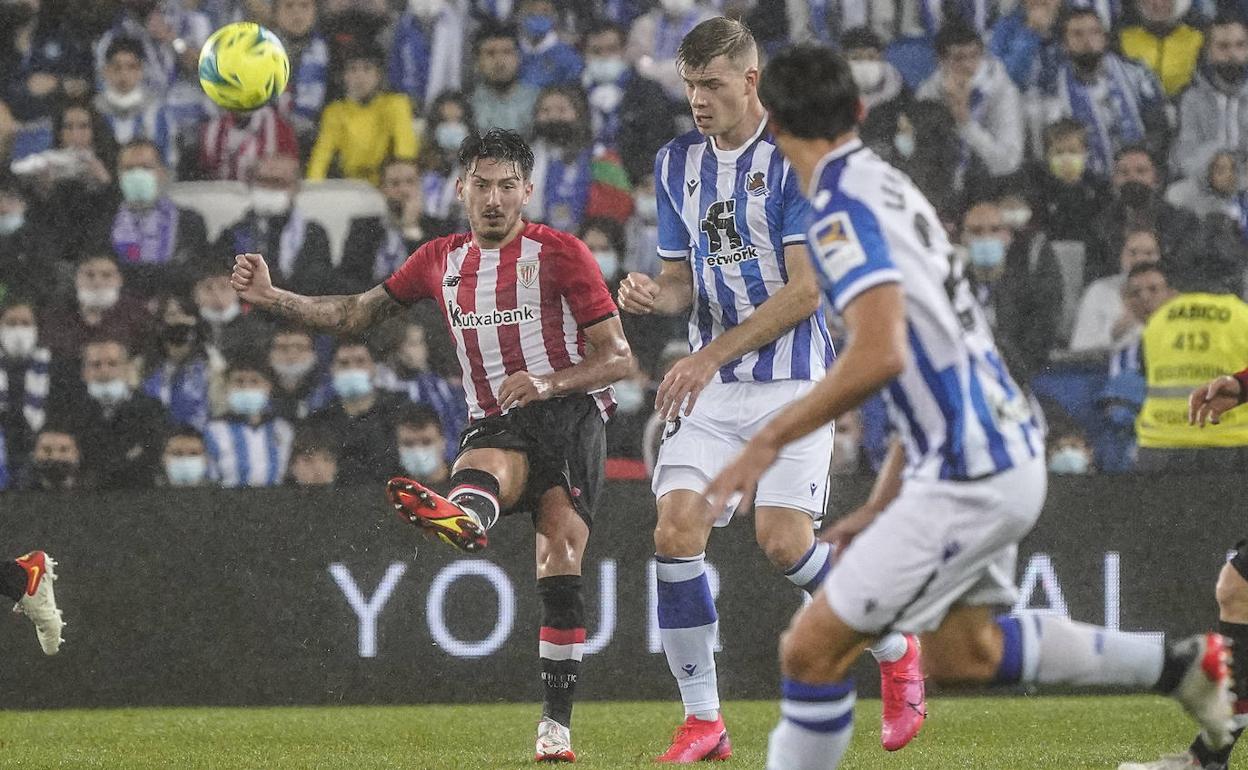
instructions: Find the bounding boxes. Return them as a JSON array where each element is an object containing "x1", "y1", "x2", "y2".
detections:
[
  {"x1": 767, "y1": 678, "x2": 855, "y2": 770},
  {"x1": 538, "y1": 575, "x2": 585, "y2": 728},
  {"x1": 993, "y1": 612, "x2": 1164, "y2": 688},
  {"x1": 656, "y1": 554, "x2": 720, "y2": 720},
  {"x1": 447, "y1": 468, "x2": 501, "y2": 530}
]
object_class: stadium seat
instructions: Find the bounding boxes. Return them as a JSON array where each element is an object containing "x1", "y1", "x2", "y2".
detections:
[
  {"x1": 167, "y1": 180, "x2": 250, "y2": 243},
  {"x1": 296, "y1": 180, "x2": 387, "y2": 266},
  {"x1": 1048, "y1": 240, "x2": 1087, "y2": 344}
]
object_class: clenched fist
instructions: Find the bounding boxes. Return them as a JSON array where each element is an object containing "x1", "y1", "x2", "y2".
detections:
[
  {"x1": 617, "y1": 272, "x2": 660, "y2": 315},
  {"x1": 230, "y1": 253, "x2": 275, "y2": 307}
]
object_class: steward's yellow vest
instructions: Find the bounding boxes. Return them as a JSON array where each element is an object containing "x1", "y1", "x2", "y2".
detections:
[{"x1": 1138, "y1": 293, "x2": 1248, "y2": 448}]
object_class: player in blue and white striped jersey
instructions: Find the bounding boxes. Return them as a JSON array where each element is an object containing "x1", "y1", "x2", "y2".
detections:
[
  {"x1": 706, "y1": 44, "x2": 1236, "y2": 770},
  {"x1": 615, "y1": 18, "x2": 923, "y2": 762},
  {"x1": 204, "y1": 360, "x2": 293, "y2": 488}
]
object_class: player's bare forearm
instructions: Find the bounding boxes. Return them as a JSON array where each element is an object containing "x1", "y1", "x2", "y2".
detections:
[
  {"x1": 650, "y1": 261, "x2": 695, "y2": 315},
  {"x1": 863, "y1": 439, "x2": 905, "y2": 514},
  {"x1": 264, "y1": 284, "x2": 399, "y2": 336},
  {"x1": 548, "y1": 316, "x2": 635, "y2": 397}
]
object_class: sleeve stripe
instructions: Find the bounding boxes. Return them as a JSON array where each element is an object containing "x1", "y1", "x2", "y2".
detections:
[
  {"x1": 832, "y1": 270, "x2": 903, "y2": 313},
  {"x1": 658, "y1": 248, "x2": 690, "y2": 259},
  {"x1": 578, "y1": 310, "x2": 618, "y2": 330},
  {"x1": 782, "y1": 234, "x2": 806, "y2": 245}
]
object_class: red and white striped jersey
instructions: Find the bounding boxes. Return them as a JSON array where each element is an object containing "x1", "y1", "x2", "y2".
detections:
[{"x1": 383, "y1": 221, "x2": 619, "y2": 422}]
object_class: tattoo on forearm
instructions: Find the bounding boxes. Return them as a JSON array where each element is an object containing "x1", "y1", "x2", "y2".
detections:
[{"x1": 269, "y1": 287, "x2": 398, "y2": 335}]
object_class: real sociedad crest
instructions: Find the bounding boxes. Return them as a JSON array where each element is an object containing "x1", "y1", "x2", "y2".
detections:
[{"x1": 745, "y1": 171, "x2": 769, "y2": 197}]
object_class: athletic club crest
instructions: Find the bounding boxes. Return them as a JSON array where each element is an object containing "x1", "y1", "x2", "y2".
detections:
[
  {"x1": 745, "y1": 170, "x2": 769, "y2": 197},
  {"x1": 517, "y1": 260, "x2": 539, "y2": 289}
]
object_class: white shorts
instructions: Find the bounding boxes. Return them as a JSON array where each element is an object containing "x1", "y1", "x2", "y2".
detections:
[
  {"x1": 824, "y1": 457, "x2": 1047, "y2": 635},
  {"x1": 652, "y1": 380, "x2": 834, "y2": 525}
]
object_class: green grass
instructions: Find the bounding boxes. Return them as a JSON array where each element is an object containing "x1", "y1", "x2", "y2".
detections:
[{"x1": 0, "y1": 696, "x2": 1205, "y2": 769}]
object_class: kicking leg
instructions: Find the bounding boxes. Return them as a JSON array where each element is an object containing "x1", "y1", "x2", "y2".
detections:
[{"x1": 5, "y1": 551, "x2": 63, "y2": 655}]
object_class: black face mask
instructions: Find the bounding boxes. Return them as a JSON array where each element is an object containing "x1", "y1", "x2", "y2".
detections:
[
  {"x1": 1214, "y1": 62, "x2": 1248, "y2": 85},
  {"x1": 34, "y1": 460, "x2": 75, "y2": 489},
  {"x1": 1118, "y1": 180, "x2": 1155, "y2": 208},
  {"x1": 161, "y1": 323, "x2": 196, "y2": 347},
  {"x1": 1070, "y1": 50, "x2": 1104, "y2": 74},
  {"x1": 534, "y1": 120, "x2": 585, "y2": 148}
]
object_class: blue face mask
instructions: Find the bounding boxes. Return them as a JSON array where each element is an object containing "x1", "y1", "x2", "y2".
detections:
[
  {"x1": 585, "y1": 56, "x2": 628, "y2": 84},
  {"x1": 612, "y1": 380, "x2": 645, "y2": 414},
  {"x1": 333, "y1": 368, "x2": 374, "y2": 399},
  {"x1": 967, "y1": 238, "x2": 1006, "y2": 269},
  {"x1": 894, "y1": 132, "x2": 916, "y2": 159},
  {"x1": 1048, "y1": 447, "x2": 1090, "y2": 475},
  {"x1": 0, "y1": 211, "x2": 24, "y2": 236},
  {"x1": 522, "y1": 14, "x2": 555, "y2": 39},
  {"x1": 399, "y1": 445, "x2": 443, "y2": 477},
  {"x1": 435, "y1": 121, "x2": 469, "y2": 152},
  {"x1": 228, "y1": 388, "x2": 269, "y2": 417},
  {"x1": 166, "y1": 455, "x2": 207, "y2": 486}
]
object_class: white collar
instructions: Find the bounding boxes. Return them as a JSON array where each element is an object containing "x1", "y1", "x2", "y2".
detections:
[{"x1": 806, "y1": 138, "x2": 864, "y2": 200}]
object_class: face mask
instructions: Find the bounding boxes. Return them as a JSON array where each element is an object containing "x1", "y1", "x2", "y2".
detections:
[
  {"x1": 200, "y1": 302, "x2": 240, "y2": 325},
  {"x1": 613, "y1": 380, "x2": 645, "y2": 414},
  {"x1": 228, "y1": 388, "x2": 269, "y2": 417},
  {"x1": 103, "y1": 86, "x2": 146, "y2": 112},
  {"x1": 435, "y1": 121, "x2": 469, "y2": 152},
  {"x1": 894, "y1": 132, "x2": 916, "y2": 159},
  {"x1": 87, "y1": 378, "x2": 130, "y2": 405},
  {"x1": 120, "y1": 168, "x2": 160, "y2": 205},
  {"x1": 166, "y1": 455, "x2": 207, "y2": 486},
  {"x1": 399, "y1": 445, "x2": 443, "y2": 477},
  {"x1": 77, "y1": 285, "x2": 120, "y2": 312},
  {"x1": 0, "y1": 326, "x2": 37, "y2": 358},
  {"x1": 1049, "y1": 152, "x2": 1085, "y2": 182},
  {"x1": 593, "y1": 249, "x2": 620, "y2": 278},
  {"x1": 333, "y1": 368, "x2": 374, "y2": 399},
  {"x1": 522, "y1": 13, "x2": 555, "y2": 39},
  {"x1": 1000, "y1": 207, "x2": 1032, "y2": 229},
  {"x1": 35, "y1": 460, "x2": 75, "y2": 488},
  {"x1": 160, "y1": 323, "x2": 196, "y2": 347},
  {"x1": 1118, "y1": 180, "x2": 1154, "y2": 208},
  {"x1": 635, "y1": 194, "x2": 658, "y2": 222},
  {"x1": 0, "y1": 211, "x2": 24, "y2": 235},
  {"x1": 1214, "y1": 62, "x2": 1248, "y2": 85},
  {"x1": 250, "y1": 187, "x2": 292, "y2": 217},
  {"x1": 660, "y1": 0, "x2": 695, "y2": 15},
  {"x1": 588, "y1": 82, "x2": 625, "y2": 114},
  {"x1": 967, "y1": 237, "x2": 1006, "y2": 269},
  {"x1": 850, "y1": 60, "x2": 885, "y2": 91},
  {"x1": 585, "y1": 56, "x2": 628, "y2": 85},
  {"x1": 272, "y1": 358, "x2": 315, "y2": 382},
  {"x1": 1048, "y1": 446, "x2": 1090, "y2": 475},
  {"x1": 1070, "y1": 50, "x2": 1104, "y2": 73},
  {"x1": 408, "y1": 0, "x2": 444, "y2": 21},
  {"x1": 534, "y1": 120, "x2": 583, "y2": 148}
]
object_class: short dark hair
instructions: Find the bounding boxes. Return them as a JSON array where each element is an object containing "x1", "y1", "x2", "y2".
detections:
[
  {"x1": 841, "y1": 27, "x2": 884, "y2": 52},
  {"x1": 119, "y1": 138, "x2": 163, "y2": 165},
  {"x1": 380, "y1": 155, "x2": 420, "y2": 179},
  {"x1": 225, "y1": 357, "x2": 273, "y2": 381},
  {"x1": 0, "y1": 174, "x2": 24, "y2": 200},
  {"x1": 582, "y1": 19, "x2": 626, "y2": 46},
  {"x1": 1059, "y1": 5, "x2": 1103, "y2": 37},
  {"x1": 105, "y1": 37, "x2": 145, "y2": 63},
  {"x1": 1043, "y1": 118, "x2": 1087, "y2": 150},
  {"x1": 1127, "y1": 260, "x2": 1167, "y2": 281},
  {"x1": 758, "y1": 44, "x2": 859, "y2": 141},
  {"x1": 342, "y1": 43, "x2": 385, "y2": 68},
  {"x1": 676, "y1": 17, "x2": 756, "y2": 73},
  {"x1": 1210, "y1": 13, "x2": 1248, "y2": 33},
  {"x1": 292, "y1": 425, "x2": 338, "y2": 458},
  {"x1": 935, "y1": 19, "x2": 981, "y2": 56},
  {"x1": 165, "y1": 425, "x2": 205, "y2": 447},
  {"x1": 396, "y1": 402, "x2": 443, "y2": 433},
  {"x1": 1114, "y1": 142, "x2": 1154, "y2": 165},
  {"x1": 472, "y1": 20, "x2": 519, "y2": 55},
  {"x1": 458, "y1": 127, "x2": 535, "y2": 179},
  {"x1": 82, "y1": 337, "x2": 131, "y2": 358},
  {"x1": 333, "y1": 337, "x2": 374, "y2": 359}
]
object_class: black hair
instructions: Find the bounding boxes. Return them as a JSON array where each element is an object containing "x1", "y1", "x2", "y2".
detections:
[
  {"x1": 582, "y1": 19, "x2": 626, "y2": 45},
  {"x1": 840, "y1": 26, "x2": 884, "y2": 51},
  {"x1": 1127, "y1": 260, "x2": 1167, "y2": 281},
  {"x1": 395, "y1": 402, "x2": 443, "y2": 433},
  {"x1": 53, "y1": 100, "x2": 119, "y2": 169},
  {"x1": 677, "y1": 16, "x2": 756, "y2": 73},
  {"x1": 379, "y1": 154, "x2": 420, "y2": 179},
  {"x1": 1042, "y1": 117, "x2": 1087, "y2": 150},
  {"x1": 165, "y1": 425, "x2": 206, "y2": 445},
  {"x1": 1113, "y1": 141, "x2": 1155, "y2": 164},
  {"x1": 333, "y1": 336, "x2": 374, "y2": 359},
  {"x1": 458, "y1": 127, "x2": 535, "y2": 179},
  {"x1": 342, "y1": 42, "x2": 385, "y2": 68},
  {"x1": 292, "y1": 425, "x2": 339, "y2": 458},
  {"x1": 105, "y1": 36, "x2": 146, "y2": 63},
  {"x1": 758, "y1": 44, "x2": 859, "y2": 141},
  {"x1": 1210, "y1": 12, "x2": 1248, "y2": 31},
  {"x1": 1058, "y1": 5, "x2": 1104, "y2": 37},
  {"x1": 472, "y1": 20, "x2": 519, "y2": 55},
  {"x1": 934, "y1": 18, "x2": 981, "y2": 56},
  {"x1": 225, "y1": 356, "x2": 274, "y2": 381},
  {"x1": 119, "y1": 137, "x2": 163, "y2": 165},
  {"x1": 577, "y1": 216, "x2": 627, "y2": 259}
]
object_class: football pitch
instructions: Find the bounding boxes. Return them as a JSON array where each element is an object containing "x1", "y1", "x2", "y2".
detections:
[{"x1": 0, "y1": 695, "x2": 1206, "y2": 768}]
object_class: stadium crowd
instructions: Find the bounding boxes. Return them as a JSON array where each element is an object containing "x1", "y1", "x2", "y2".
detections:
[{"x1": 2, "y1": 0, "x2": 1248, "y2": 491}]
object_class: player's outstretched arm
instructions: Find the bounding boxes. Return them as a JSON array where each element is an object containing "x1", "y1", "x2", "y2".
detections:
[
  {"x1": 617, "y1": 259, "x2": 694, "y2": 316},
  {"x1": 230, "y1": 252, "x2": 399, "y2": 335},
  {"x1": 1189, "y1": 370, "x2": 1248, "y2": 426},
  {"x1": 497, "y1": 316, "x2": 634, "y2": 411}
]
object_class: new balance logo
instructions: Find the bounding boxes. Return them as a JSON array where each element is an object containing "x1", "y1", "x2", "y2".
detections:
[
  {"x1": 445, "y1": 299, "x2": 536, "y2": 328},
  {"x1": 443, "y1": 274, "x2": 461, "y2": 287},
  {"x1": 682, "y1": 664, "x2": 697, "y2": 676},
  {"x1": 687, "y1": 179, "x2": 699, "y2": 195}
]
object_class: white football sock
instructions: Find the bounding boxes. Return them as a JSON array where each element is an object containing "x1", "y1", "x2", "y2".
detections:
[
  {"x1": 656, "y1": 554, "x2": 720, "y2": 717},
  {"x1": 766, "y1": 678, "x2": 855, "y2": 770},
  {"x1": 1015, "y1": 611, "x2": 1164, "y2": 687},
  {"x1": 868, "y1": 633, "x2": 910, "y2": 664}
]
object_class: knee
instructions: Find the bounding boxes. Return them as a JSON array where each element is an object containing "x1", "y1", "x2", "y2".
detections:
[
  {"x1": 779, "y1": 626, "x2": 852, "y2": 683},
  {"x1": 755, "y1": 525, "x2": 811, "y2": 571},
  {"x1": 1216, "y1": 564, "x2": 1248, "y2": 621},
  {"x1": 653, "y1": 497, "x2": 710, "y2": 557}
]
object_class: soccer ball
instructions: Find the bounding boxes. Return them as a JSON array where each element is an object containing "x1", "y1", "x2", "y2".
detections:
[{"x1": 198, "y1": 22, "x2": 290, "y2": 112}]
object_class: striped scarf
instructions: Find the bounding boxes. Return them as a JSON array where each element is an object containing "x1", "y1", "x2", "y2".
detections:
[
  {"x1": 200, "y1": 107, "x2": 284, "y2": 181},
  {"x1": 231, "y1": 209, "x2": 308, "y2": 282},
  {"x1": 1058, "y1": 56, "x2": 1145, "y2": 179},
  {"x1": 0, "y1": 347, "x2": 50, "y2": 435},
  {"x1": 112, "y1": 198, "x2": 180, "y2": 265}
]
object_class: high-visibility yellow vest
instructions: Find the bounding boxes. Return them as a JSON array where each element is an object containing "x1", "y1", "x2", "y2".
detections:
[{"x1": 1137, "y1": 293, "x2": 1248, "y2": 448}]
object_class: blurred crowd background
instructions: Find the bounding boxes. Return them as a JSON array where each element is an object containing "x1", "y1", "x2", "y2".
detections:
[{"x1": 2, "y1": 0, "x2": 1248, "y2": 493}]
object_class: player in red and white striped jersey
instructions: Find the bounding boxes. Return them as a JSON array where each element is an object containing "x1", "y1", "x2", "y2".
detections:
[{"x1": 230, "y1": 129, "x2": 634, "y2": 763}]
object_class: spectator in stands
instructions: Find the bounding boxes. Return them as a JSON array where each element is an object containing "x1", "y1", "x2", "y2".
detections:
[
  {"x1": 831, "y1": 409, "x2": 865, "y2": 476},
  {"x1": 17, "y1": 426, "x2": 84, "y2": 491},
  {"x1": 309, "y1": 339, "x2": 404, "y2": 483},
  {"x1": 1113, "y1": 262, "x2": 1178, "y2": 377},
  {"x1": 515, "y1": 0, "x2": 582, "y2": 90},
  {"x1": 917, "y1": 20, "x2": 1023, "y2": 179},
  {"x1": 94, "y1": 38, "x2": 177, "y2": 169},
  {"x1": 111, "y1": 139, "x2": 209, "y2": 296},
  {"x1": 320, "y1": 0, "x2": 390, "y2": 76},
  {"x1": 625, "y1": 171, "x2": 661, "y2": 277},
  {"x1": 306, "y1": 45, "x2": 419, "y2": 185},
  {"x1": 394, "y1": 402, "x2": 449, "y2": 485},
  {"x1": 375, "y1": 320, "x2": 464, "y2": 456},
  {"x1": 94, "y1": 0, "x2": 210, "y2": 98},
  {"x1": 198, "y1": 104, "x2": 298, "y2": 181},
  {"x1": 69, "y1": 338, "x2": 166, "y2": 490},
  {"x1": 214, "y1": 154, "x2": 335, "y2": 296},
  {"x1": 890, "y1": 99, "x2": 980, "y2": 222},
  {"x1": 1167, "y1": 148, "x2": 1244, "y2": 221},
  {"x1": 1037, "y1": 7, "x2": 1169, "y2": 181},
  {"x1": 288, "y1": 426, "x2": 338, "y2": 486},
  {"x1": 470, "y1": 22, "x2": 539, "y2": 136},
  {"x1": 340, "y1": 157, "x2": 435, "y2": 294},
  {"x1": 625, "y1": 0, "x2": 717, "y2": 102},
  {"x1": 1173, "y1": 16, "x2": 1248, "y2": 181},
  {"x1": 0, "y1": 300, "x2": 58, "y2": 469},
  {"x1": 204, "y1": 358, "x2": 294, "y2": 488},
  {"x1": 580, "y1": 20, "x2": 675, "y2": 185},
  {"x1": 192, "y1": 269, "x2": 272, "y2": 362},
  {"x1": 0, "y1": 178, "x2": 60, "y2": 306},
  {"x1": 268, "y1": 326, "x2": 331, "y2": 421},
  {"x1": 1071, "y1": 227, "x2": 1162, "y2": 352},
  {"x1": 0, "y1": 0, "x2": 92, "y2": 147},
  {"x1": 843, "y1": 28, "x2": 910, "y2": 158},
  {"x1": 273, "y1": 0, "x2": 329, "y2": 146},
  {"x1": 141, "y1": 294, "x2": 217, "y2": 431},
  {"x1": 39, "y1": 255, "x2": 153, "y2": 358},
  {"x1": 1136, "y1": 277, "x2": 1248, "y2": 472},
  {"x1": 1031, "y1": 118, "x2": 1113, "y2": 246},
  {"x1": 1047, "y1": 420, "x2": 1094, "y2": 475},
  {"x1": 161, "y1": 425, "x2": 213, "y2": 487},
  {"x1": 1120, "y1": 0, "x2": 1203, "y2": 98},
  {"x1": 960, "y1": 197, "x2": 1062, "y2": 384},
  {"x1": 579, "y1": 217, "x2": 626, "y2": 286},
  {"x1": 389, "y1": 0, "x2": 467, "y2": 114},
  {"x1": 990, "y1": 0, "x2": 1063, "y2": 91},
  {"x1": 416, "y1": 91, "x2": 471, "y2": 232}
]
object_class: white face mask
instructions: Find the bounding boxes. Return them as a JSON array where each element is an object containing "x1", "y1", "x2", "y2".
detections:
[
  {"x1": 660, "y1": 0, "x2": 696, "y2": 15},
  {"x1": 272, "y1": 358, "x2": 315, "y2": 383},
  {"x1": 0, "y1": 325, "x2": 37, "y2": 358},
  {"x1": 201, "y1": 303, "x2": 240, "y2": 325},
  {"x1": 635, "y1": 194, "x2": 658, "y2": 223},
  {"x1": 77, "y1": 285, "x2": 120, "y2": 312},
  {"x1": 613, "y1": 379, "x2": 645, "y2": 414},
  {"x1": 399, "y1": 445, "x2": 443, "y2": 477},
  {"x1": 588, "y1": 83, "x2": 625, "y2": 114},
  {"x1": 585, "y1": 56, "x2": 628, "y2": 85},
  {"x1": 165, "y1": 455, "x2": 208, "y2": 486},
  {"x1": 593, "y1": 249, "x2": 620, "y2": 278},
  {"x1": 104, "y1": 86, "x2": 146, "y2": 112},
  {"x1": 250, "y1": 187, "x2": 292, "y2": 217},
  {"x1": 87, "y1": 378, "x2": 130, "y2": 405},
  {"x1": 408, "y1": 0, "x2": 445, "y2": 20},
  {"x1": 850, "y1": 60, "x2": 885, "y2": 91}
]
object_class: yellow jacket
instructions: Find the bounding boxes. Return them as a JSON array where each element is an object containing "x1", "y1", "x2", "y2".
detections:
[
  {"x1": 306, "y1": 92, "x2": 420, "y2": 184},
  {"x1": 1137, "y1": 293, "x2": 1248, "y2": 448},
  {"x1": 1120, "y1": 24, "x2": 1204, "y2": 97}
]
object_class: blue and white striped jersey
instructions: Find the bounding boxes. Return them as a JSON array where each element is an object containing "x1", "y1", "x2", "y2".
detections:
[
  {"x1": 655, "y1": 119, "x2": 834, "y2": 383},
  {"x1": 204, "y1": 417, "x2": 293, "y2": 488},
  {"x1": 805, "y1": 139, "x2": 1045, "y2": 481}
]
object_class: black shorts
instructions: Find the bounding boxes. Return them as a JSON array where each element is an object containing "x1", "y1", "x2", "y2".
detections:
[
  {"x1": 456, "y1": 395, "x2": 606, "y2": 528},
  {"x1": 1231, "y1": 540, "x2": 1248, "y2": 581}
]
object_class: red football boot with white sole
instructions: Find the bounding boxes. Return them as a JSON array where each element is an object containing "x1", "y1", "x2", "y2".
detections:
[
  {"x1": 655, "y1": 715, "x2": 732, "y2": 763},
  {"x1": 879, "y1": 634, "x2": 926, "y2": 751},
  {"x1": 386, "y1": 477, "x2": 488, "y2": 553},
  {"x1": 13, "y1": 551, "x2": 64, "y2": 655}
]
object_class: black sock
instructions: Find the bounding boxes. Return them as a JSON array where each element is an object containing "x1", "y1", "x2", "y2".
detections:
[
  {"x1": 538, "y1": 575, "x2": 584, "y2": 728},
  {"x1": 448, "y1": 468, "x2": 501, "y2": 530},
  {"x1": 0, "y1": 559, "x2": 27, "y2": 602},
  {"x1": 1188, "y1": 621, "x2": 1248, "y2": 768}
]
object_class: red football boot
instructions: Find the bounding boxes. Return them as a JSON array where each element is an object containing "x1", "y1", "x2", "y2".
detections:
[
  {"x1": 655, "y1": 715, "x2": 732, "y2": 763},
  {"x1": 879, "y1": 634, "x2": 926, "y2": 751},
  {"x1": 386, "y1": 477, "x2": 488, "y2": 553}
]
